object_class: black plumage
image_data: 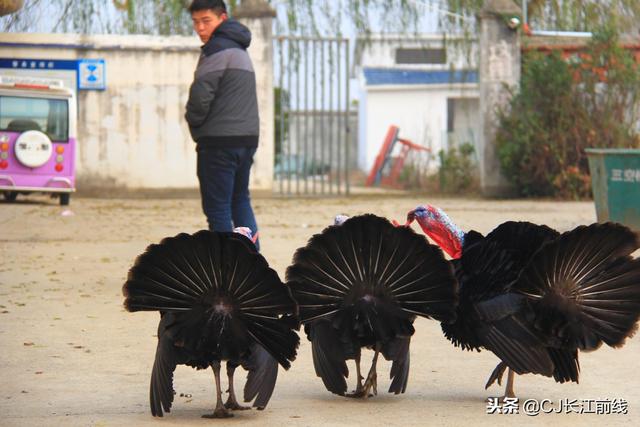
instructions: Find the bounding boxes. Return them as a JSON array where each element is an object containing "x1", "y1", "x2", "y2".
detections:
[
  {"x1": 123, "y1": 230, "x2": 299, "y2": 418},
  {"x1": 286, "y1": 214, "x2": 458, "y2": 398},
  {"x1": 411, "y1": 204, "x2": 640, "y2": 397}
]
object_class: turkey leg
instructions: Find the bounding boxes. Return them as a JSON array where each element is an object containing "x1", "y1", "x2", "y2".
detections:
[
  {"x1": 346, "y1": 353, "x2": 365, "y2": 398},
  {"x1": 202, "y1": 361, "x2": 233, "y2": 418},
  {"x1": 362, "y1": 345, "x2": 380, "y2": 398},
  {"x1": 225, "y1": 362, "x2": 250, "y2": 410},
  {"x1": 503, "y1": 368, "x2": 516, "y2": 399}
]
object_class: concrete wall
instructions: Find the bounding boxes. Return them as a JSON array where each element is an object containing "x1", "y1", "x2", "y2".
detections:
[
  {"x1": 0, "y1": 30, "x2": 274, "y2": 190},
  {"x1": 478, "y1": 0, "x2": 521, "y2": 196},
  {"x1": 237, "y1": 12, "x2": 274, "y2": 190}
]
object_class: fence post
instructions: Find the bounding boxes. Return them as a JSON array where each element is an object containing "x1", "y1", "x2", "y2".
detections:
[
  {"x1": 235, "y1": 0, "x2": 276, "y2": 191},
  {"x1": 478, "y1": 0, "x2": 521, "y2": 196}
]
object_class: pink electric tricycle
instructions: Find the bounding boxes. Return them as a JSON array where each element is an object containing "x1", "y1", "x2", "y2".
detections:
[{"x1": 0, "y1": 77, "x2": 76, "y2": 205}]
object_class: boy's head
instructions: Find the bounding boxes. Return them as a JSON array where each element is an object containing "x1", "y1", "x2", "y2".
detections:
[{"x1": 189, "y1": 0, "x2": 228, "y2": 43}]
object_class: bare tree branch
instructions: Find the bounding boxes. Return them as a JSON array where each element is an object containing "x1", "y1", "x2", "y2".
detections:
[{"x1": 1, "y1": 0, "x2": 639, "y2": 36}]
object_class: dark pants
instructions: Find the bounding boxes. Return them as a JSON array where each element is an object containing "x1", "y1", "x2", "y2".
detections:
[{"x1": 197, "y1": 146, "x2": 259, "y2": 250}]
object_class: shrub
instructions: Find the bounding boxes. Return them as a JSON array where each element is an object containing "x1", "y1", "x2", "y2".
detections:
[
  {"x1": 438, "y1": 142, "x2": 479, "y2": 194},
  {"x1": 495, "y1": 25, "x2": 640, "y2": 199}
]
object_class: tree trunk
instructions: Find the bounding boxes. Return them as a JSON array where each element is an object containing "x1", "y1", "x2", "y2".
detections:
[{"x1": 0, "y1": 0, "x2": 23, "y2": 16}]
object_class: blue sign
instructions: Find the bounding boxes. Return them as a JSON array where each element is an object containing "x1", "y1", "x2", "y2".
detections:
[
  {"x1": 78, "y1": 59, "x2": 106, "y2": 90},
  {"x1": 0, "y1": 57, "x2": 107, "y2": 91},
  {"x1": 0, "y1": 58, "x2": 78, "y2": 70}
]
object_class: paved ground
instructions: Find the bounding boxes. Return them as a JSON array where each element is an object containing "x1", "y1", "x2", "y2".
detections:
[{"x1": 1, "y1": 193, "x2": 638, "y2": 426}]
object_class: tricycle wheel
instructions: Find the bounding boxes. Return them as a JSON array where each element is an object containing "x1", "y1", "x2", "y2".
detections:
[
  {"x1": 59, "y1": 193, "x2": 70, "y2": 206},
  {"x1": 3, "y1": 191, "x2": 17, "y2": 202}
]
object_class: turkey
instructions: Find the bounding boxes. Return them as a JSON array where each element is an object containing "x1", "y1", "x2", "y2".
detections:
[
  {"x1": 286, "y1": 214, "x2": 458, "y2": 398},
  {"x1": 407, "y1": 204, "x2": 640, "y2": 398},
  {"x1": 122, "y1": 229, "x2": 299, "y2": 418}
]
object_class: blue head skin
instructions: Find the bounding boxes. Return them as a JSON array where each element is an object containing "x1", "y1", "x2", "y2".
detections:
[{"x1": 334, "y1": 214, "x2": 350, "y2": 226}]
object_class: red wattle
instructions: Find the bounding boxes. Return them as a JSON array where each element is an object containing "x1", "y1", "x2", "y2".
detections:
[{"x1": 416, "y1": 220, "x2": 462, "y2": 259}]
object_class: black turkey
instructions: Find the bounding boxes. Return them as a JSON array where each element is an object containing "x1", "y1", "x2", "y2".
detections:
[
  {"x1": 286, "y1": 214, "x2": 457, "y2": 398},
  {"x1": 123, "y1": 229, "x2": 299, "y2": 418},
  {"x1": 408, "y1": 204, "x2": 640, "y2": 398}
]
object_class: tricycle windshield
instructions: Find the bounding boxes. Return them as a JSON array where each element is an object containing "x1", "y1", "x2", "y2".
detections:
[{"x1": 0, "y1": 95, "x2": 69, "y2": 142}]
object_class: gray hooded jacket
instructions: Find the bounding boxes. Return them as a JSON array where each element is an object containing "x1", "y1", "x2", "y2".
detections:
[{"x1": 185, "y1": 19, "x2": 259, "y2": 148}]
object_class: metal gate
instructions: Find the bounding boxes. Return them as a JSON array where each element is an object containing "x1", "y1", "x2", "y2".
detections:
[{"x1": 274, "y1": 36, "x2": 351, "y2": 195}]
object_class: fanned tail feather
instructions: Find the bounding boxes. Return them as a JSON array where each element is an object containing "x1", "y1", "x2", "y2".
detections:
[
  {"x1": 123, "y1": 231, "x2": 234, "y2": 312},
  {"x1": 244, "y1": 316, "x2": 299, "y2": 370},
  {"x1": 515, "y1": 222, "x2": 640, "y2": 350},
  {"x1": 286, "y1": 214, "x2": 458, "y2": 323},
  {"x1": 123, "y1": 230, "x2": 299, "y2": 369}
]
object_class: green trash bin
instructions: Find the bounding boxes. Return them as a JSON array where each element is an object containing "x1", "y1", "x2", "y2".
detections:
[{"x1": 586, "y1": 148, "x2": 640, "y2": 231}]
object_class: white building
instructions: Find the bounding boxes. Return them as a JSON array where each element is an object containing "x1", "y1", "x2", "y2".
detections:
[{"x1": 353, "y1": 34, "x2": 481, "y2": 173}]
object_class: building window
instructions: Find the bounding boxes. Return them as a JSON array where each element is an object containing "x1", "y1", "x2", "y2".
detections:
[
  {"x1": 447, "y1": 99, "x2": 454, "y2": 133},
  {"x1": 395, "y1": 48, "x2": 446, "y2": 64}
]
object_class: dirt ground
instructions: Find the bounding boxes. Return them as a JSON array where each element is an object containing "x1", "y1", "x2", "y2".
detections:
[{"x1": 1, "y1": 192, "x2": 639, "y2": 427}]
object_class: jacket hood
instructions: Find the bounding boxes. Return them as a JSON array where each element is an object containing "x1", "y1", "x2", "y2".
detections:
[
  {"x1": 216, "y1": 19, "x2": 251, "y2": 47},
  {"x1": 202, "y1": 19, "x2": 251, "y2": 56}
]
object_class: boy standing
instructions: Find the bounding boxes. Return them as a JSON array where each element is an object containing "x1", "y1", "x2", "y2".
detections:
[{"x1": 186, "y1": 0, "x2": 260, "y2": 248}]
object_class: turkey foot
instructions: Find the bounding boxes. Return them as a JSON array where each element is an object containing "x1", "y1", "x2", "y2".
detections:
[
  {"x1": 356, "y1": 346, "x2": 380, "y2": 399},
  {"x1": 501, "y1": 369, "x2": 516, "y2": 400},
  {"x1": 346, "y1": 353, "x2": 368, "y2": 398},
  {"x1": 225, "y1": 364, "x2": 250, "y2": 410},
  {"x1": 203, "y1": 362, "x2": 234, "y2": 418},
  {"x1": 202, "y1": 407, "x2": 233, "y2": 419},
  {"x1": 224, "y1": 395, "x2": 250, "y2": 411}
]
